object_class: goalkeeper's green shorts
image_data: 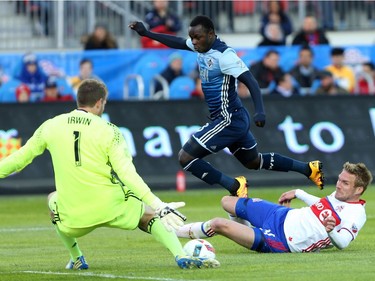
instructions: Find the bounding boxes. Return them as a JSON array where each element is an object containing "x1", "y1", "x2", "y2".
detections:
[{"x1": 48, "y1": 192, "x2": 145, "y2": 238}]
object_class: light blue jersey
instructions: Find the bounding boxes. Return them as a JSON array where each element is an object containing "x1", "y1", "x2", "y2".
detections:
[{"x1": 186, "y1": 37, "x2": 248, "y2": 118}]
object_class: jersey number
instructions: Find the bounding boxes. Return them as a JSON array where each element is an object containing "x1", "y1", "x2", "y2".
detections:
[{"x1": 73, "y1": 131, "x2": 81, "y2": 166}]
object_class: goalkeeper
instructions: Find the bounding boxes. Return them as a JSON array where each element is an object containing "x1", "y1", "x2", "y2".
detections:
[{"x1": 0, "y1": 79, "x2": 219, "y2": 270}]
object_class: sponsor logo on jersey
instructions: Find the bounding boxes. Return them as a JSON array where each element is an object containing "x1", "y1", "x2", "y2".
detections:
[
  {"x1": 335, "y1": 205, "x2": 345, "y2": 212},
  {"x1": 261, "y1": 228, "x2": 276, "y2": 237},
  {"x1": 351, "y1": 223, "x2": 358, "y2": 233},
  {"x1": 310, "y1": 197, "x2": 342, "y2": 226},
  {"x1": 206, "y1": 58, "x2": 214, "y2": 68}
]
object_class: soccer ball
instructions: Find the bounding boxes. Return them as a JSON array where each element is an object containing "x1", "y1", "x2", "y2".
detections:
[{"x1": 183, "y1": 239, "x2": 216, "y2": 259}]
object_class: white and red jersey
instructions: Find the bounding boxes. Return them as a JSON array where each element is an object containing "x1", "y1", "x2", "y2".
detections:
[{"x1": 284, "y1": 191, "x2": 366, "y2": 253}]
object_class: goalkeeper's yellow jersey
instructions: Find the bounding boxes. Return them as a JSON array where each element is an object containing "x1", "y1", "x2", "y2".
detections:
[{"x1": 0, "y1": 109, "x2": 159, "y2": 228}]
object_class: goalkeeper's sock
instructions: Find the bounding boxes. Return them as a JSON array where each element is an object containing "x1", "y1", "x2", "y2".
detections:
[
  {"x1": 53, "y1": 225, "x2": 83, "y2": 260},
  {"x1": 148, "y1": 217, "x2": 185, "y2": 257},
  {"x1": 175, "y1": 221, "x2": 216, "y2": 239}
]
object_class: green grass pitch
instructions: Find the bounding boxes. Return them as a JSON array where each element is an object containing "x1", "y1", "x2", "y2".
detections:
[{"x1": 1, "y1": 185, "x2": 375, "y2": 281}]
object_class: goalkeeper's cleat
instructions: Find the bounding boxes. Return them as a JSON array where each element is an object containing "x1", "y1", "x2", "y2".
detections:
[
  {"x1": 200, "y1": 257, "x2": 221, "y2": 268},
  {"x1": 308, "y1": 160, "x2": 325, "y2": 190},
  {"x1": 175, "y1": 255, "x2": 220, "y2": 269},
  {"x1": 235, "y1": 176, "x2": 248, "y2": 198},
  {"x1": 65, "y1": 255, "x2": 89, "y2": 270}
]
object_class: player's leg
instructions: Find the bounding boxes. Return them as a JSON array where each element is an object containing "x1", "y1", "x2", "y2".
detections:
[
  {"x1": 47, "y1": 192, "x2": 89, "y2": 270},
  {"x1": 221, "y1": 195, "x2": 281, "y2": 229},
  {"x1": 138, "y1": 206, "x2": 220, "y2": 269},
  {"x1": 209, "y1": 218, "x2": 289, "y2": 253},
  {"x1": 178, "y1": 116, "x2": 248, "y2": 196},
  {"x1": 178, "y1": 141, "x2": 241, "y2": 195},
  {"x1": 138, "y1": 206, "x2": 186, "y2": 257},
  {"x1": 232, "y1": 139, "x2": 324, "y2": 189},
  {"x1": 107, "y1": 194, "x2": 219, "y2": 269},
  {"x1": 176, "y1": 195, "x2": 249, "y2": 239},
  {"x1": 178, "y1": 139, "x2": 239, "y2": 195},
  {"x1": 176, "y1": 215, "x2": 256, "y2": 246},
  {"x1": 178, "y1": 196, "x2": 290, "y2": 253}
]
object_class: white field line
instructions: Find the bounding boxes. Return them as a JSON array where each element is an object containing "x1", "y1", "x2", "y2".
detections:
[
  {"x1": 15, "y1": 271, "x2": 210, "y2": 281},
  {"x1": 0, "y1": 226, "x2": 51, "y2": 232}
]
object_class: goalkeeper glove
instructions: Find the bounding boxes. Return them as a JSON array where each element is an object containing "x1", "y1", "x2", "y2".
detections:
[{"x1": 155, "y1": 202, "x2": 186, "y2": 232}]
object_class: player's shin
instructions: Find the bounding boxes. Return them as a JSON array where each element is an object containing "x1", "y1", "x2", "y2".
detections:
[
  {"x1": 53, "y1": 224, "x2": 83, "y2": 261},
  {"x1": 184, "y1": 158, "x2": 237, "y2": 193},
  {"x1": 147, "y1": 216, "x2": 185, "y2": 257},
  {"x1": 175, "y1": 221, "x2": 216, "y2": 239}
]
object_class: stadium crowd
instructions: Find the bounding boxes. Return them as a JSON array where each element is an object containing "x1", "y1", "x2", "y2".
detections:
[{"x1": 0, "y1": 0, "x2": 374, "y2": 102}]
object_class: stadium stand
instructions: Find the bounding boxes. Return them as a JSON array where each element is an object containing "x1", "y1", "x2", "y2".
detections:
[
  {"x1": 124, "y1": 53, "x2": 166, "y2": 99},
  {"x1": 0, "y1": 1, "x2": 375, "y2": 101},
  {"x1": 167, "y1": 76, "x2": 195, "y2": 100}
]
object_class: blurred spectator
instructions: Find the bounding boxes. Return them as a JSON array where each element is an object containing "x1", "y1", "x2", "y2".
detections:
[
  {"x1": 366, "y1": 0, "x2": 375, "y2": 28},
  {"x1": 319, "y1": 1, "x2": 335, "y2": 31},
  {"x1": 42, "y1": 77, "x2": 74, "y2": 102},
  {"x1": 142, "y1": 0, "x2": 182, "y2": 49},
  {"x1": 249, "y1": 50, "x2": 284, "y2": 91},
  {"x1": 29, "y1": 1, "x2": 53, "y2": 36},
  {"x1": 325, "y1": 47, "x2": 356, "y2": 93},
  {"x1": 15, "y1": 84, "x2": 31, "y2": 103},
  {"x1": 16, "y1": 0, "x2": 27, "y2": 14},
  {"x1": 155, "y1": 52, "x2": 184, "y2": 94},
  {"x1": 259, "y1": 1, "x2": 293, "y2": 45},
  {"x1": 270, "y1": 73, "x2": 299, "y2": 97},
  {"x1": 68, "y1": 59, "x2": 102, "y2": 95},
  {"x1": 14, "y1": 52, "x2": 48, "y2": 102},
  {"x1": 82, "y1": 23, "x2": 118, "y2": 50},
  {"x1": 314, "y1": 70, "x2": 349, "y2": 95},
  {"x1": 190, "y1": 77, "x2": 204, "y2": 100},
  {"x1": 356, "y1": 62, "x2": 375, "y2": 95},
  {"x1": 289, "y1": 46, "x2": 320, "y2": 93},
  {"x1": 257, "y1": 23, "x2": 285, "y2": 46},
  {"x1": 192, "y1": 1, "x2": 235, "y2": 33},
  {"x1": 0, "y1": 66, "x2": 10, "y2": 87},
  {"x1": 291, "y1": 16, "x2": 330, "y2": 46}
]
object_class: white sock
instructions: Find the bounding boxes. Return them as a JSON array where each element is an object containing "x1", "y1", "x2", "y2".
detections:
[
  {"x1": 175, "y1": 221, "x2": 216, "y2": 239},
  {"x1": 228, "y1": 213, "x2": 251, "y2": 227}
]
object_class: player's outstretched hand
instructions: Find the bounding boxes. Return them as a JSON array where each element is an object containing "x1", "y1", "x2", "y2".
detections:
[
  {"x1": 253, "y1": 112, "x2": 266, "y2": 127},
  {"x1": 155, "y1": 202, "x2": 187, "y2": 232},
  {"x1": 278, "y1": 190, "x2": 297, "y2": 207},
  {"x1": 128, "y1": 21, "x2": 147, "y2": 36}
]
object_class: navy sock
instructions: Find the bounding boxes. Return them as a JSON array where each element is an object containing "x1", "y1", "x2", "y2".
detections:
[
  {"x1": 184, "y1": 158, "x2": 236, "y2": 193},
  {"x1": 261, "y1": 153, "x2": 309, "y2": 176}
]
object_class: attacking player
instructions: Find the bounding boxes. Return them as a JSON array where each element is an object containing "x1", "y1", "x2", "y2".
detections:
[
  {"x1": 176, "y1": 162, "x2": 372, "y2": 253},
  {"x1": 129, "y1": 15, "x2": 324, "y2": 200},
  {"x1": 0, "y1": 79, "x2": 219, "y2": 270}
]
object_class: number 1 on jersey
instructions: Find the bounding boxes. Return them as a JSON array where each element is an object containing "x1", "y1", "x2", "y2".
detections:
[{"x1": 73, "y1": 131, "x2": 82, "y2": 166}]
